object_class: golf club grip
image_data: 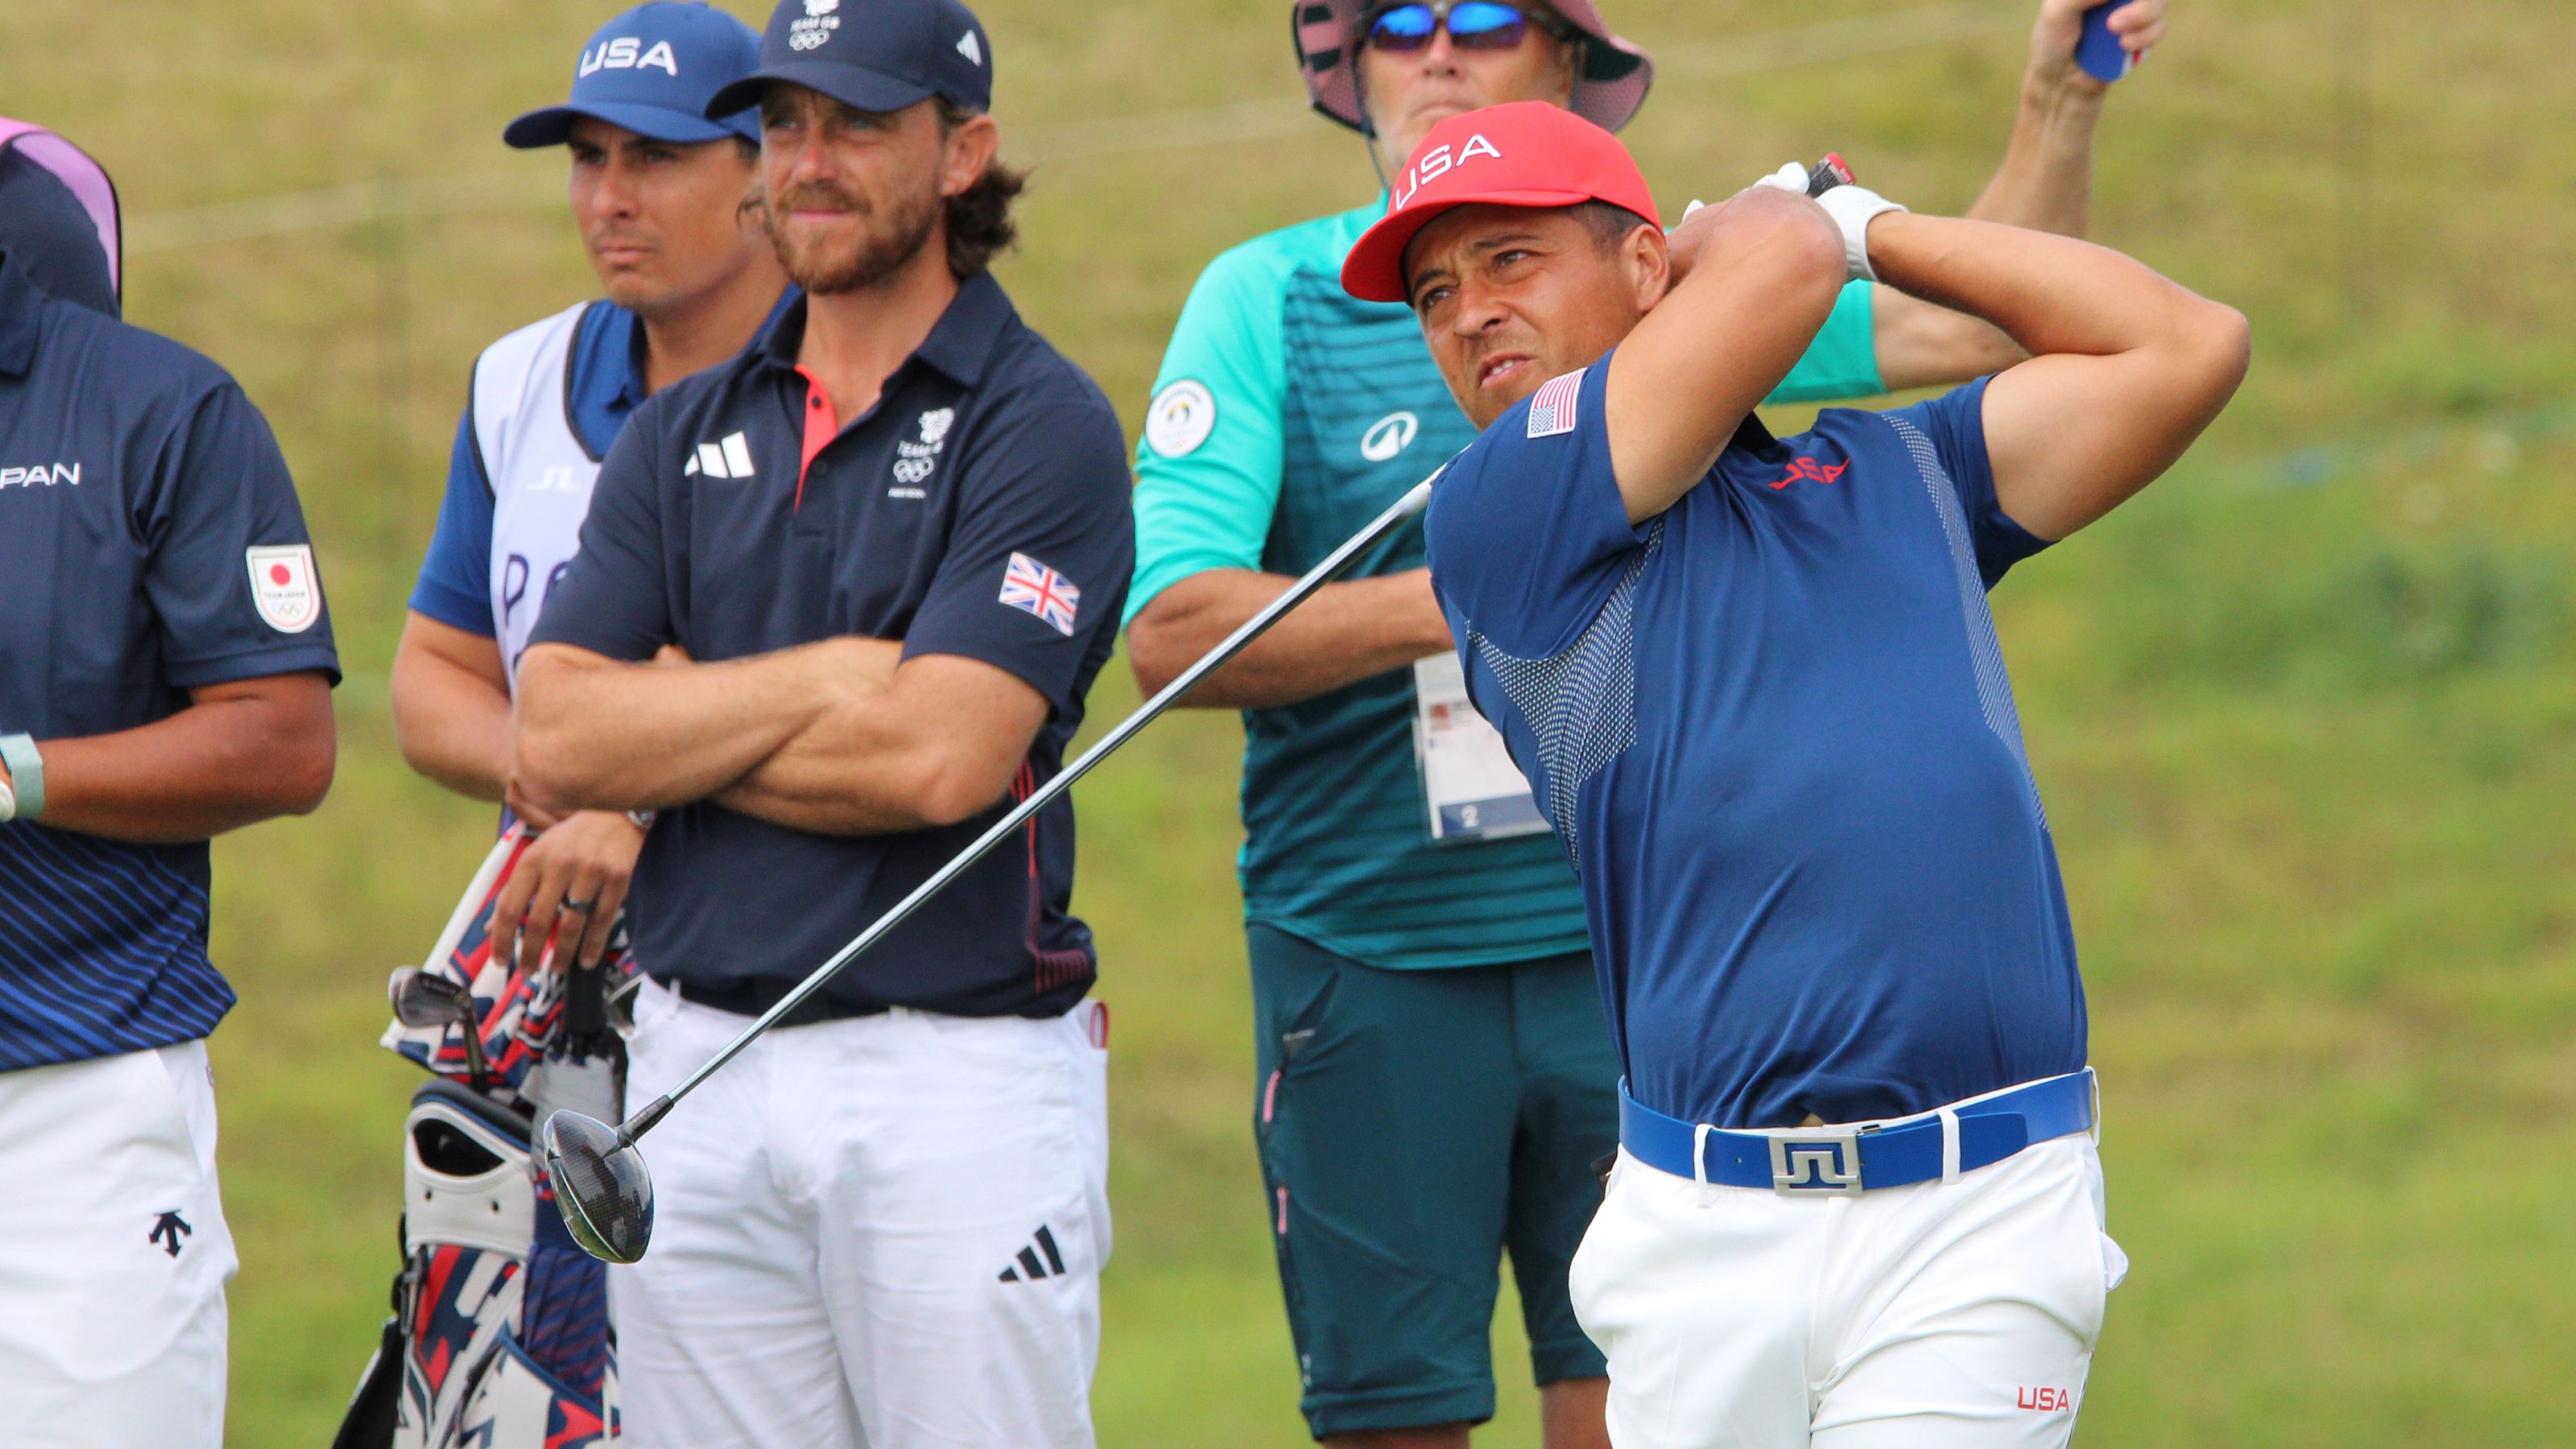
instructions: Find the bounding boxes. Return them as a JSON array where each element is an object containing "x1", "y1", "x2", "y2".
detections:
[
  {"x1": 1807, "y1": 154, "x2": 1853, "y2": 197},
  {"x1": 643, "y1": 479, "x2": 1440, "y2": 1121}
]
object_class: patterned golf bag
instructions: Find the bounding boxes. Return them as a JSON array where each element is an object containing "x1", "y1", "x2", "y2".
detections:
[{"x1": 336, "y1": 828, "x2": 635, "y2": 1448}]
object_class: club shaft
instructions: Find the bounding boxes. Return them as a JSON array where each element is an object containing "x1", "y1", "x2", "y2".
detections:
[{"x1": 631, "y1": 478, "x2": 1439, "y2": 1130}]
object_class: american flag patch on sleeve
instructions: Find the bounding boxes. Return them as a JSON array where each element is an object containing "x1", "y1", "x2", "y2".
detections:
[
  {"x1": 1526, "y1": 368, "x2": 1585, "y2": 438},
  {"x1": 999, "y1": 552, "x2": 1081, "y2": 636}
]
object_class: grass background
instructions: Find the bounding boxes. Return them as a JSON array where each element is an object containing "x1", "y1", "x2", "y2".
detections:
[{"x1": 8, "y1": 0, "x2": 2575, "y2": 1443}]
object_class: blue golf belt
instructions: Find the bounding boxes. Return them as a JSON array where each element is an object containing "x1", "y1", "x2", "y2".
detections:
[{"x1": 1619, "y1": 1068, "x2": 2096, "y2": 1195}]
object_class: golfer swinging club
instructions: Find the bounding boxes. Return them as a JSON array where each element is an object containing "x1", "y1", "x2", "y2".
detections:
[
  {"x1": 1126, "y1": 0, "x2": 2167, "y2": 1442},
  {"x1": 511, "y1": 0, "x2": 1131, "y2": 1442},
  {"x1": 1349, "y1": 102, "x2": 2246, "y2": 1445}
]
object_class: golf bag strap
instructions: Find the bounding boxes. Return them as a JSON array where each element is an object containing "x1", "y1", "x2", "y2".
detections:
[
  {"x1": 330, "y1": 1313, "x2": 404, "y2": 1449},
  {"x1": 330, "y1": 1214, "x2": 415, "y2": 1449}
]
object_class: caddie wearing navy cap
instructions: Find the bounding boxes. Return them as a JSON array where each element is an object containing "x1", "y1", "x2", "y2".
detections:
[
  {"x1": 394, "y1": 1, "x2": 788, "y2": 973},
  {"x1": 514, "y1": 0, "x2": 1132, "y2": 1444},
  {"x1": 0, "y1": 120, "x2": 337, "y2": 1446},
  {"x1": 379, "y1": 11, "x2": 784, "y2": 1437}
]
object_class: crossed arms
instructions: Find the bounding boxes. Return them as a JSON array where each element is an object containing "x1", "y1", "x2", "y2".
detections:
[{"x1": 512, "y1": 637, "x2": 1047, "y2": 836}]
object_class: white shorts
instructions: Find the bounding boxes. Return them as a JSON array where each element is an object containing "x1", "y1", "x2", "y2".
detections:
[
  {"x1": 0, "y1": 1039, "x2": 235, "y2": 1447},
  {"x1": 613, "y1": 978, "x2": 1111, "y2": 1449},
  {"x1": 1570, "y1": 1129, "x2": 2125, "y2": 1449}
]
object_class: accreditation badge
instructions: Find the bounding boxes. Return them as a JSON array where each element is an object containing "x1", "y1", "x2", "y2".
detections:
[{"x1": 1412, "y1": 652, "x2": 1548, "y2": 844}]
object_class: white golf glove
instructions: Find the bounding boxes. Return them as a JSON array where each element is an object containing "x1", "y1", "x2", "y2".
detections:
[{"x1": 1689, "y1": 163, "x2": 1908, "y2": 284}]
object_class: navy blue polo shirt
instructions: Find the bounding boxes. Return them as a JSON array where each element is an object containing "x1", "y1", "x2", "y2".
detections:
[
  {"x1": 0, "y1": 254, "x2": 340, "y2": 1071},
  {"x1": 531, "y1": 273, "x2": 1133, "y2": 1018},
  {"x1": 1424, "y1": 360, "x2": 2084, "y2": 1129}
]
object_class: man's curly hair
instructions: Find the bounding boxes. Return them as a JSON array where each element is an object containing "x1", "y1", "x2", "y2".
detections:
[{"x1": 937, "y1": 99, "x2": 1027, "y2": 279}]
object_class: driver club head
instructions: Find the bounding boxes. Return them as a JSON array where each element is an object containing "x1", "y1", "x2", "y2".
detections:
[{"x1": 543, "y1": 1109, "x2": 655, "y2": 1265}]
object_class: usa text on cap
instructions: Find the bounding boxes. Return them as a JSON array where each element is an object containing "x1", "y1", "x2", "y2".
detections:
[
  {"x1": 504, "y1": 2, "x2": 765, "y2": 150},
  {"x1": 1342, "y1": 101, "x2": 1658, "y2": 303}
]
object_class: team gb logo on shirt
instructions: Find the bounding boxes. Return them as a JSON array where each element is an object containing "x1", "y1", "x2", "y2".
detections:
[
  {"x1": 890, "y1": 407, "x2": 954, "y2": 497},
  {"x1": 246, "y1": 544, "x2": 322, "y2": 634}
]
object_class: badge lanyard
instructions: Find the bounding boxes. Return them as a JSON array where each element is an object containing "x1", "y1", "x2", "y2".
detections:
[{"x1": 1412, "y1": 652, "x2": 1548, "y2": 844}]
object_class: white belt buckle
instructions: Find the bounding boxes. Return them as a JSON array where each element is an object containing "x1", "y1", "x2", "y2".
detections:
[{"x1": 1768, "y1": 1128, "x2": 1863, "y2": 1195}]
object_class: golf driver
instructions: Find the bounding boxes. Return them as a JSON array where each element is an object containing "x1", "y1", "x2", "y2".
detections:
[
  {"x1": 388, "y1": 965, "x2": 490, "y2": 1089},
  {"x1": 544, "y1": 477, "x2": 1437, "y2": 1265}
]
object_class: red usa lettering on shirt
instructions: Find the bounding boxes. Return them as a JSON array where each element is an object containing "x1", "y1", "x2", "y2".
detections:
[
  {"x1": 1390, "y1": 133, "x2": 1504, "y2": 209},
  {"x1": 1768, "y1": 456, "x2": 1848, "y2": 489},
  {"x1": 2016, "y1": 1386, "x2": 2074, "y2": 1412}
]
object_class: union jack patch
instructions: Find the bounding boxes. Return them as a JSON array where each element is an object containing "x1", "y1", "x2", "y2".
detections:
[
  {"x1": 1527, "y1": 368, "x2": 1584, "y2": 438},
  {"x1": 999, "y1": 552, "x2": 1081, "y2": 636}
]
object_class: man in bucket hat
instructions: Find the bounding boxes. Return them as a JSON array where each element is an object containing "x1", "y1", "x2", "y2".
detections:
[
  {"x1": 1122, "y1": 1, "x2": 2167, "y2": 1444},
  {"x1": 1365, "y1": 98, "x2": 2243, "y2": 1447}
]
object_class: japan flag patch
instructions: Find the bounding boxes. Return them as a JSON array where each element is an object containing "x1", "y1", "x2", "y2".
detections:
[
  {"x1": 999, "y1": 552, "x2": 1081, "y2": 636},
  {"x1": 246, "y1": 544, "x2": 322, "y2": 634},
  {"x1": 1526, "y1": 368, "x2": 1583, "y2": 438}
]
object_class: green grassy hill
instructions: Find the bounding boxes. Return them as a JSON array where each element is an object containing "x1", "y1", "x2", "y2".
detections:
[{"x1": 8, "y1": 0, "x2": 2574, "y2": 1443}]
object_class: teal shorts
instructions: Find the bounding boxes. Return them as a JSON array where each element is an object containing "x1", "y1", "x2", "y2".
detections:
[{"x1": 1248, "y1": 923, "x2": 1618, "y2": 1439}]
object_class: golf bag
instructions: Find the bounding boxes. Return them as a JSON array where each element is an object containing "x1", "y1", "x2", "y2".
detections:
[{"x1": 337, "y1": 827, "x2": 631, "y2": 1448}]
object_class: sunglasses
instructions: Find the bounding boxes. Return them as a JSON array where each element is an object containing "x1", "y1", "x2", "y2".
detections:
[{"x1": 1362, "y1": 1, "x2": 1565, "y2": 53}]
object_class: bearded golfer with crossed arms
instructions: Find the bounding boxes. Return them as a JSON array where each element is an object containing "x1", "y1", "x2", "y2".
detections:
[{"x1": 1346, "y1": 102, "x2": 2246, "y2": 1445}]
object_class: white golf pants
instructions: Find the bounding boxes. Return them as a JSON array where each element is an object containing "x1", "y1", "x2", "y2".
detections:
[
  {"x1": 1571, "y1": 1131, "x2": 2125, "y2": 1448},
  {"x1": 0, "y1": 1038, "x2": 234, "y2": 1447},
  {"x1": 613, "y1": 977, "x2": 1111, "y2": 1449}
]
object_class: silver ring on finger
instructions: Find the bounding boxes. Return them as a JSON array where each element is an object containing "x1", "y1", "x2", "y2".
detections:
[{"x1": 561, "y1": 897, "x2": 596, "y2": 915}]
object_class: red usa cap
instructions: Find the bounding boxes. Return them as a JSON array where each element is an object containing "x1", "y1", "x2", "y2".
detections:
[{"x1": 1342, "y1": 101, "x2": 1656, "y2": 303}]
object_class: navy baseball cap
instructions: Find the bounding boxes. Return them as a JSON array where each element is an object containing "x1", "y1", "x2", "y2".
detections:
[
  {"x1": 706, "y1": 0, "x2": 994, "y2": 122},
  {"x1": 504, "y1": 2, "x2": 765, "y2": 149}
]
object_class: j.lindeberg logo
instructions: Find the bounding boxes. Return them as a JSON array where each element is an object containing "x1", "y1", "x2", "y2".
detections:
[
  {"x1": 791, "y1": 0, "x2": 841, "y2": 50},
  {"x1": 0, "y1": 460, "x2": 81, "y2": 489}
]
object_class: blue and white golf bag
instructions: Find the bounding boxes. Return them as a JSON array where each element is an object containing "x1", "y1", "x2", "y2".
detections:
[{"x1": 337, "y1": 831, "x2": 626, "y2": 1448}]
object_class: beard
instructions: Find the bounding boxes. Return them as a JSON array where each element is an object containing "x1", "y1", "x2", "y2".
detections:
[{"x1": 763, "y1": 176, "x2": 941, "y2": 295}]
